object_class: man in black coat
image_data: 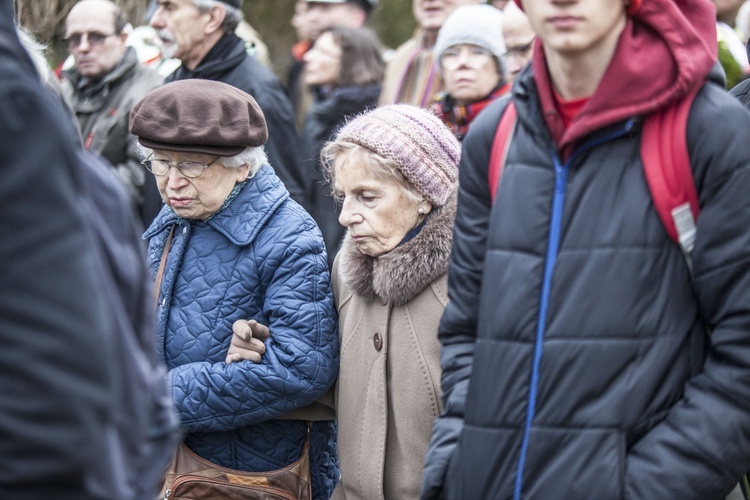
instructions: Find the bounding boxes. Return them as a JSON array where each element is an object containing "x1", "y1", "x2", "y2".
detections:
[
  {"x1": 0, "y1": 3, "x2": 177, "y2": 496},
  {"x1": 422, "y1": 0, "x2": 750, "y2": 498},
  {"x1": 150, "y1": 0, "x2": 306, "y2": 205}
]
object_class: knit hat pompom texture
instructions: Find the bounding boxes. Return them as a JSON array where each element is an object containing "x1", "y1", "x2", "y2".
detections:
[
  {"x1": 335, "y1": 104, "x2": 460, "y2": 207},
  {"x1": 435, "y1": 4, "x2": 506, "y2": 71},
  {"x1": 513, "y1": 0, "x2": 643, "y2": 15}
]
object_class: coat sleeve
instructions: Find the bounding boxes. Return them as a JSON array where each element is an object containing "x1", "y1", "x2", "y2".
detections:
[
  {"x1": 0, "y1": 48, "x2": 120, "y2": 496},
  {"x1": 168, "y1": 208, "x2": 339, "y2": 433},
  {"x1": 624, "y1": 86, "x2": 750, "y2": 498},
  {"x1": 421, "y1": 100, "x2": 508, "y2": 499}
]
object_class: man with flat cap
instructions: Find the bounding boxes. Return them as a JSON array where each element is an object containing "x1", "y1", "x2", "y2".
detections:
[
  {"x1": 149, "y1": 0, "x2": 306, "y2": 204},
  {"x1": 130, "y1": 79, "x2": 339, "y2": 499}
]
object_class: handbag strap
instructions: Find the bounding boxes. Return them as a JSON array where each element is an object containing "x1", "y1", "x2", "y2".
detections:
[{"x1": 153, "y1": 226, "x2": 175, "y2": 312}]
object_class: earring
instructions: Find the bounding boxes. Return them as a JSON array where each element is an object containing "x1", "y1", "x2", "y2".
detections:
[{"x1": 418, "y1": 207, "x2": 425, "y2": 215}]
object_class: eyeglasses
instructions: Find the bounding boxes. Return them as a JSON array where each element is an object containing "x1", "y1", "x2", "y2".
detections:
[
  {"x1": 440, "y1": 46, "x2": 494, "y2": 71},
  {"x1": 64, "y1": 31, "x2": 118, "y2": 49},
  {"x1": 504, "y1": 37, "x2": 536, "y2": 60},
  {"x1": 141, "y1": 155, "x2": 221, "y2": 179},
  {"x1": 440, "y1": 45, "x2": 493, "y2": 71}
]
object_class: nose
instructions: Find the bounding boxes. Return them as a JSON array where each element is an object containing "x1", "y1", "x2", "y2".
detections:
[
  {"x1": 77, "y1": 34, "x2": 91, "y2": 51},
  {"x1": 166, "y1": 166, "x2": 188, "y2": 190},
  {"x1": 338, "y1": 197, "x2": 359, "y2": 227},
  {"x1": 506, "y1": 57, "x2": 523, "y2": 76},
  {"x1": 456, "y1": 50, "x2": 472, "y2": 68},
  {"x1": 150, "y1": 8, "x2": 165, "y2": 29}
]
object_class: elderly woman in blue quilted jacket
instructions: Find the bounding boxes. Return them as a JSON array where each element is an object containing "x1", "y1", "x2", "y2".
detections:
[{"x1": 129, "y1": 79, "x2": 339, "y2": 499}]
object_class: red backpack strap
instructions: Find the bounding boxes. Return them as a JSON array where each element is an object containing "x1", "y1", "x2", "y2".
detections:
[
  {"x1": 641, "y1": 86, "x2": 702, "y2": 266},
  {"x1": 488, "y1": 101, "x2": 518, "y2": 203}
]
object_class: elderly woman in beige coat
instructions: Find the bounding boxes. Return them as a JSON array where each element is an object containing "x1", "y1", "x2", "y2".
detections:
[{"x1": 322, "y1": 104, "x2": 460, "y2": 499}]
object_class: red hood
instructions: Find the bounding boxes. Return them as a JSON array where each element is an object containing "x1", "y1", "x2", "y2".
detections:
[{"x1": 532, "y1": 0, "x2": 717, "y2": 151}]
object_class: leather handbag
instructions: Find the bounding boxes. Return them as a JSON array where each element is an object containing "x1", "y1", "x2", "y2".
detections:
[{"x1": 160, "y1": 423, "x2": 312, "y2": 500}]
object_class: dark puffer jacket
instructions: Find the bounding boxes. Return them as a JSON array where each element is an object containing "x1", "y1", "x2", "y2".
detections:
[
  {"x1": 144, "y1": 165, "x2": 339, "y2": 499},
  {"x1": 422, "y1": 1, "x2": 750, "y2": 499}
]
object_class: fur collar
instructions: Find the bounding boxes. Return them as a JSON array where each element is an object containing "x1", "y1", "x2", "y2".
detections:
[{"x1": 339, "y1": 193, "x2": 456, "y2": 306}]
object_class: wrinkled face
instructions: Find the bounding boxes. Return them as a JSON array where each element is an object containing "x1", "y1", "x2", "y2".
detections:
[
  {"x1": 441, "y1": 44, "x2": 502, "y2": 104},
  {"x1": 150, "y1": 0, "x2": 211, "y2": 69},
  {"x1": 65, "y1": 0, "x2": 127, "y2": 79},
  {"x1": 412, "y1": 0, "x2": 480, "y2": 34},
  {"x1": 152, "y1": 150, "x2": 250, "y2": 220},
  {"x1": 306, "y1": 2, "x2": 364, "y2": 41},
  {"x1": 334, "y1": 150, "x2": 431, "y2": 257},
  {"x1": 304, "y1": 32, "x2": 342, "y2": 86},
  {"x1": 502, "y1": 4, "x2": 536, "y2": 78},
  {"x1": 522, "y1": 0, "x2": 626, "y2": 60}
]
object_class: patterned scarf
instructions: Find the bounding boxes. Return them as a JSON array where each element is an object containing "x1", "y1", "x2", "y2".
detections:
[{"x1": 431, "y1": 82, "x2": 511, "y2": 141}]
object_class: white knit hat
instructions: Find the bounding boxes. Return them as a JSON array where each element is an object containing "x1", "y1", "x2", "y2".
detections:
[{"x1": 434, "y1": 4, "x2": 506, "y2": 75}]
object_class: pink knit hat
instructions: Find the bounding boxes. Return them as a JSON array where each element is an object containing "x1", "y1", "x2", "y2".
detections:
[{"x1": 334, "y1": 104, "x2": 460, "y2": 207}]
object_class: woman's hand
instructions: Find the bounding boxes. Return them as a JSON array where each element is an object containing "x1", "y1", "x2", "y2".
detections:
[{"x1": 226, "y1": 319, "x2": 271, "y2": 363}]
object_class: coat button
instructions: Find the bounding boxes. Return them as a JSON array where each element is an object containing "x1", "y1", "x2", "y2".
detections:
[{"x1": 373, "y1": 333, "x2": 383, "y2": 351}]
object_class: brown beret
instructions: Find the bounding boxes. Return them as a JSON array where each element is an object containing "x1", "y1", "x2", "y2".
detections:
[{"x1": 129, "y1": 79, "x2": 268, "y2": 157}]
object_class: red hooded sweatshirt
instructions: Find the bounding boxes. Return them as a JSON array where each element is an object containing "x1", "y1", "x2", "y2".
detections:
[{"x1": 526, "y1": 0, "x2": 717, "y2": 155}]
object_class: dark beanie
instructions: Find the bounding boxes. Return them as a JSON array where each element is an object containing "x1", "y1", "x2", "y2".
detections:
[{"x1": 129, "y1": 79, "x2": 268, "y2": 157}]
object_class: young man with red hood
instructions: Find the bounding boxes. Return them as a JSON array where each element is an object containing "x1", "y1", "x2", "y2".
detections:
[{"x1": 421, "y1": 0, "x2": 750, "y2": 498}]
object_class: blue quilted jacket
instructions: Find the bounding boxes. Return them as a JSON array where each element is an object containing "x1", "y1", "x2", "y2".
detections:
[{"x1": 144, "y1": 165, "x2": 339, "y2": 499}]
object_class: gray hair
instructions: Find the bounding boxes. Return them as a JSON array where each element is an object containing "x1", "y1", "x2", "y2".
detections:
[
  {"x1": 220, "y1": 147, "x2": 267, "y2": 177},
  {"x1": 192, "y1": 0, "x2": 243, "y2": 33},
  {"x1": 16, "y1": 25, "x2": 50, "y2": 83},
  {"x1": 137, "y1": 145, "x2": 267, "y2": 178}
]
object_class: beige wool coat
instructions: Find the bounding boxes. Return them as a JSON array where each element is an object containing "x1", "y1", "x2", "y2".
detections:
[{"x1": 331, "y1": 196, "x2": 456, "y2": 500}]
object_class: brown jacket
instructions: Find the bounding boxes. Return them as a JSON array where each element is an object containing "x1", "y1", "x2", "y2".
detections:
[{"x1": 331, "y1": 196, "x2": 456, "y2": 499}]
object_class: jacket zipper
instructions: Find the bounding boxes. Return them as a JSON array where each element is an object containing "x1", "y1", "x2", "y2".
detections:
[{"x1": 513, "y1": 119, "x2": 636, "y2": 500}]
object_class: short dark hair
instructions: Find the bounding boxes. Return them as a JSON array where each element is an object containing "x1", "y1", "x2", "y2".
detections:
[{"x1": 323, "y1": 26, "x2": 384, "y2": 88}]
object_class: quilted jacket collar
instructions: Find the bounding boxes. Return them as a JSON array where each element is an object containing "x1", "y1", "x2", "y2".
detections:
[{"x1": 143, "y1": 164, "x2": 289, "y2": 246}]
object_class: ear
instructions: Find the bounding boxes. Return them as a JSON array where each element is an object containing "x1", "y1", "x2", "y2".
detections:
[
  {"x1": 350, "y1": 8, "x2": 367, "y2": 27},
  {"x1": 205, "y1": 4, "x2": 227, "y2": 34},
  {"x1": 235, "y1": 163, "x2": 251, "y2": 182}
]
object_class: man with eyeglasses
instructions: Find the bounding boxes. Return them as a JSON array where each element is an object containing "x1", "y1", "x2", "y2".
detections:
[
  {"x1": 501, "y1": 1, "x2": 536, "y2": 80},
  {"x1": 61, "y1": 0, "x2": 164, "y2": 228}
]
